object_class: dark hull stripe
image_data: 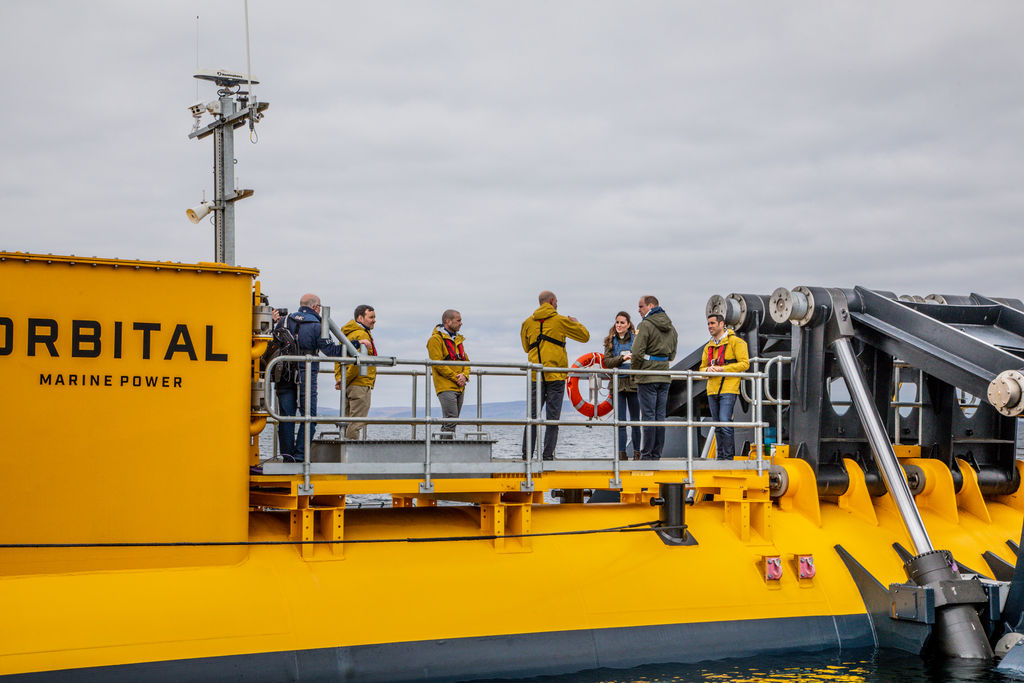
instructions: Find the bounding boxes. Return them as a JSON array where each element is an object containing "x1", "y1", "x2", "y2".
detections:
[{"x1": 6, "y1": 614, "x2": 874, "y2": 682}]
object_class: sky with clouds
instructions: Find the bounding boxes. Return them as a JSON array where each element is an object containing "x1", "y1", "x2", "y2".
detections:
[{"x1": 2, "y1": 1, "x2": 1023, "y2": 406}]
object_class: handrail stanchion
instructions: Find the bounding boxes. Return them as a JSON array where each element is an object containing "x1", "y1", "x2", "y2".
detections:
[
  {"x1": 761, "y1": 356, "x2": 789, "y2": 453},
  {"x1": 751, "y1": 358, "x2": 762, "y2": 474},
  {"x1": 271, "y1": 388, "x2": 279, "y2": 458},
  {"x1": 421, "y1": 360, "x2": 433, "y2": 493},
  {"x1": 611, "y1": 370, "x2": 621, "y2": 488},
  {"x1": 339, "y1": 349, "x2": 348, "y2": 438},
  {"x1": 300, "y1": 356, "x2": 313, "y2": 495},
  {"x1": 476, "y1": 370, "x2": 483, "y2": 434},
  {"x1": 523, "y1": 365, "x2": 538, "y2": 492},
  {"x1": 411, "y1": 372, "x2": 418, "y2": 439},
  {"x1": 917, "y1": 369, "x2": 924, "y2": 446},
  {"x1": 776, "y1": 358, "x2": 783, "y2": 442},
  {"x1": 893, "y1": 363, "x2": 901, "y2": 445},
  {"x1": 686, "y1": 373, "x2": 694, "y2": 484},
  {"x1": 755, "y1": 364, "x2": 764, "y2": 475}
]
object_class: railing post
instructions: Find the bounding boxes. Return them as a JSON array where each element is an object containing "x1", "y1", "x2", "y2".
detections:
[
  {"x1": 299, "y1": 356, "x2": 313, "y2": 496},
  {"x1": 893, "y1": 363, "x2": 901, "y2": 445},
  {"x1": 755, "y1": 363, "x2": 764, "y2": 475},
  {"x1": 917, "y1": 369, "x2": 924, "y2": 446},
  {"x1": 421, "y1": 360, "x2": 433, "y2": 493},
  {"x1": 339, "y1": 350, "x2": 348, "y2": 437},
  {"x1": 686, "y1": 373, "x2": 693, "y2": 484},
  {"x1": 271, "y1": 388, "x2": 279, "y2": 458},
  {"x1": 411, "y1": 372, "x2": 418, "y2": 439},
  {"x1": 476, "y1": 371, "x2": 483, "y2": 434},
  {"x1": 523, "y1": 366, "x2": 538, "y2": 492},
  {"x1": 610, "y1": 370, "x2": 621, "y2": 488},
  {"x1": 776, "y1": 357, "x2": 783, "y2": 444}
]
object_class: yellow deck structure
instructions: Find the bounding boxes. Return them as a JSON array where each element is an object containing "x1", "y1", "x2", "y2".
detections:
[{"x1": 2, "y1": 252, "x2": 1023, "y2": 680}]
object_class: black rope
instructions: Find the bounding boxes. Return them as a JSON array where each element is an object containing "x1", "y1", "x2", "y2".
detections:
[{"x1": 0, "y1": 521, "x2": 678, "y2": 549}]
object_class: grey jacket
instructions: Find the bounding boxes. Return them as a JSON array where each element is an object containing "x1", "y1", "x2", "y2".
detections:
[{"x1": 631, "y1": 308, "x2": 678, "y2": 384}]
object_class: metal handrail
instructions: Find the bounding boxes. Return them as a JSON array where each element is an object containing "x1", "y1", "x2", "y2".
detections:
[{"x1": 262, "y1": 355, "x2": 776, "y2": 493}]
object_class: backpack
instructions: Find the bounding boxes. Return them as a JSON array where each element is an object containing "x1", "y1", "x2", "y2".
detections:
[{"x1": 262, "y1": 324, "x2": 302, "y2": 385}]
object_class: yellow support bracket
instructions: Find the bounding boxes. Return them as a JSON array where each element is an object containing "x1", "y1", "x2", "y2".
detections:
[
  {"x1": 318, "y1": 506, "x2": 345, "y2": 558},
  {"x1": 773, "y1": 454, "x2": 820, "y2": 528},
  {"x1": 289, "y1": 499, "x2": 314, "y2": 559},
  {"x1": 905, "y1": 457, "x2": 958, "y2": 525},
  {"x1": 479, "y1": 502, "x2": 532, "y2": 553},
  {"x1": 837, "y1": 458, "x2": 878, "y2": 526},
  {"x1": 955, "y1": 458, "x2": 991, "y2": 523}
]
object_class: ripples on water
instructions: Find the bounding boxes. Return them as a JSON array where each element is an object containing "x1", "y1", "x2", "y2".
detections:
[{"x1": 490, "y1": 649, "x2": 1017, "y2": 682}]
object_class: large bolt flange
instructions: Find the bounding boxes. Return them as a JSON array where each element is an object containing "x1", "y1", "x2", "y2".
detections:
[
  {"x1": 706, "y1": 294, "x2": 744, "y2": 328},
  {"x1": 988, "y1": 370, "x2": 1024, "y2": 417},
  {"x1": 769, "y1": 286, "x2": 815, "y2": 326}
]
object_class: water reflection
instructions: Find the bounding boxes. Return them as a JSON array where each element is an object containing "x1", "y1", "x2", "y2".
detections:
[{"x1": 486, "y1": 648, "x2": 1016, "y2": 682}]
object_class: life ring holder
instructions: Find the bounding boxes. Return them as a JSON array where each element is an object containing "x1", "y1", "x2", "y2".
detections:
[{"x1": 566, "y1": 352, "x2": 613, "y2": 418}]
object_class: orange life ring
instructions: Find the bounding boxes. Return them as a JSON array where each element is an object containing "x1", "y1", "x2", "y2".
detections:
[{"x1": 566, "y1": 352, "x2": 613, "y2": 418}]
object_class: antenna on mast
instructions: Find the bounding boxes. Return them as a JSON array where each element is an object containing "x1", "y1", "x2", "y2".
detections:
[
  {"x1": 195, "y1": 15, "x2": 200, "y2": 102},
  {"x1": 186, "y1": 55, "x2": 269, "y2": 265}
]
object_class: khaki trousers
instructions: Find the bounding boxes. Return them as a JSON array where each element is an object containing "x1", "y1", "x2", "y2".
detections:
[{"x1": 345, "y1": 384, "x2": 372, "y2": 439}]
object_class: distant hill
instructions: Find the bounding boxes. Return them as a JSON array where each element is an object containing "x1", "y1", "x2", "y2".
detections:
[
  {"x1": 319, "y1": 400, "x2": 579, "y2": 419},
  {"x1": 368, "y1": 400, "x2": 576, "y2": 419},
  {"x1": 316, "y1": 400, "x2": 602, "y2": 421}
]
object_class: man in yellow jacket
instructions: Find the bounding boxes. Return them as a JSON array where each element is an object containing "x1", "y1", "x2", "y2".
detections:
[
  {"x1": 427, "y1": 309, "x2": 469, "y2": 439},
  {"x1": 334, "y1": 304, "x2": 377, "y2": 440},
  {"x1": 520, "y1": 290, "x2": 590, "y2": 459},
  {"x1": 700, "y1": 313, "x2": 750, "y2": 460}
]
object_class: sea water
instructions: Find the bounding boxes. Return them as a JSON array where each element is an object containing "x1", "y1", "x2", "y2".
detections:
[{"x1": 259, "y1": 420, "x2": 1019, "y2": 681}]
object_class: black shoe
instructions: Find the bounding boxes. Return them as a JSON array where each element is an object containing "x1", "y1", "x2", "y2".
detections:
[
  {"x1": 618, "y1": 451, "x2": 628, "y2": 461},
  {"x1": 542, "y1": 455, "x2": 553, "y2": 461}
]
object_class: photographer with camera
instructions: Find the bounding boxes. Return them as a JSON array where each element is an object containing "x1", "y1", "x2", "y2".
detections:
[{"x1": 274, "y1": 294, "x2": 348, "y2": 461}]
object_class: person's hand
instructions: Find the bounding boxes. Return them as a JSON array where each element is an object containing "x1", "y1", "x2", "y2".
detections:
[
  {"x1": 567, "y1": 316, "x2": 578, "y2": 323},
  {"x1": 335, "y1": 380, "x2": 342, "y2": 389},
  {"x1": 707, "y1": 366, "x2": 722, "y2": 373},
  {"x1": 622, "y1": 352, "x2": 632, "y2": 361},
  {"x1": 271, "y1": 309, "x2": 281, "y2": 323},
  {"x1": 456, "y1": 374, "x2": 467, "y2": 387}
]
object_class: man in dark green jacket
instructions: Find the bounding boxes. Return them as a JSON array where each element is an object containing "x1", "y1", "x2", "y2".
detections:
[{"x1": 629, "y1": 295, "x2": 678, "y2": 460}]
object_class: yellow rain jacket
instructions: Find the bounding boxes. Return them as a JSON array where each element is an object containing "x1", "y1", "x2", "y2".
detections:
[
  {"x1": 427, "y1": 325, "x2": 470, "y2": 394},
  {"x1": 700, "y1": 329, "x2": 749, "y2": 395},
  {"x1": 520, "y1": 303, "x2": 590, "y2": 381},
  {"x1": 334, "y1": 319, "x2": 377, "y2": 388}
]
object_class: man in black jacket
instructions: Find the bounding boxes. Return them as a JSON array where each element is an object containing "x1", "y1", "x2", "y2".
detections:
[{"x1": 277, "y1": 293, "x2": 346, "y2": 460}]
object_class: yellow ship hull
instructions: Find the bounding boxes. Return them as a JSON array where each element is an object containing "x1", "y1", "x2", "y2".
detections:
[{"x1": 3, "y1": 483, "x2": 1021, "y2": 680}]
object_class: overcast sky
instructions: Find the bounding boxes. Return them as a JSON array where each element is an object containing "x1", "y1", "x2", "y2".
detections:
[{"x1": 2, "y1": 2, "x2": 1023, "y2": 406}]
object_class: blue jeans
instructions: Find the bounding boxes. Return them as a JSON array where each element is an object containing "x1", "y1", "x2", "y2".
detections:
[
  {"x1": 708, "y1": 392, "x2": 738, "y2": 460},
  {"x1": 522, "y1": 380, "x2": 565, "y2": 459},
  {"x1": 277, "y1": 380, "x2": 318, "y2": 457},
  {"x1": 616, "y1": 391, "x2": 641, "y2": 453},
  {"x1": 638, "y1": 383, "x2": 669, "y2": 458}
]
